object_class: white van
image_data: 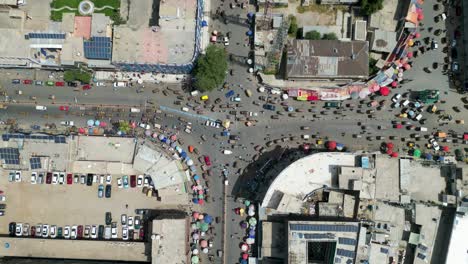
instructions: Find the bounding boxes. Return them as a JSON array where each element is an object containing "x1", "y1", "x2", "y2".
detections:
[
  {"x1": 419, "y1": 127, "x2": 428, "y2": 132},
  {"x1": 415, "y1": 114, "x2": 423, "y2": 121},
  {"x1": 130, "y1": 108, "x2": 141, "y2": 113},
  {"x1": 190, "y1": 90, "x2": 200, "y2": 96},
  {"x1": 182, "y1": 107, "x2": 189, "y2": 112},
  {"x1": 401, "y1": 100, "x2": 410, "y2": 107},
  {"x1": 113, "y1": 82, "x2": 127, "y2": 87},
  {"x1": 35, "y1": 105, "x2": 47, "y2": 111},
  {"x1": 302, "y1": 135, "x2": 310, "y2": 139},
  {"x1": 271, "y1": 88, "x2": 281, "y2": 95},
  {"x1": 154, "y1": 123, "x2": 162, "y2": 129}
]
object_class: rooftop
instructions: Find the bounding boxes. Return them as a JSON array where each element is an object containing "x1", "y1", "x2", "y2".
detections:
[
  {"x1": 151, "y1": 217, "x2": 189, "y2": 264},
  {"x1": 262, "y1": 152, "x2": 357, "y2": 214},
  {"x1": 369, "y1": 0, "x2": 401, "y2": 31},
  {"x1": 371, "y1": 29, "x2": 398, "y2": 53},
  {"x1": 261, "y1": 221, "x2": 287, "y2": 259},
  {"x1": 374, "y1": 155, "x2": 400, "y2": 202},
  {"x1": 445, "y1": 214, "x2": 468, "y2": 264},
  {"x1": 285, "y1": 40, "x2": 369, "y2": 80}
]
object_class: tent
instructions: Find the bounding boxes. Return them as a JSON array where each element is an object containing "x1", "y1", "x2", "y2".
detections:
[
  {"x1": 391, "y1": 152, "x2": 399, "y2": 158},
  {"x1": 204, "y1": 215, "x2": 213, "y2": 224},
  {"x1": 380, "y1": 86, "x2": 390, "y2": 96},
  {"x1": 327, "y1": 141, "x2": 337, "y2": 151},
  {"x1": 413, "y1": 149, "x2": 421, "y2": 158},
  {"x1": 191, "y1": 255, "x2": 199, "y2": 263}
]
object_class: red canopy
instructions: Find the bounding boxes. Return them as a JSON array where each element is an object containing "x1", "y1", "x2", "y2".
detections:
[
  {"x1": 242, "y1": 253, "x2": 249, "y2": 260},
  {"x1": 131, "y1": 122, "x2": 137, "y2": 128},
  {"x1": 407, "y1": 52, "x2": 413, "y2": 58},
  {"x1": 391, "y1": 152, "x2": 399, "y2": 158},
  {"x1": 464, "y1": 133, "x2": 468, "y2": 140},
  {"x1": 391, "y1": 81, "x2": 398, "y2": 88},
  {"x1": 442, "y1": 146, "x2": 450, "y2": 152},
  {"x1": 198, "y1": 199, "x2": 205, "y2": 205},
  {"x1": 395, "y1": 124, "x2": 403, "y2": 129},
  {"x1": 415, "y1": 32, "x2": 421, "y2": 38},
  {"x1": 78, "y1": 128, "x2": 86, "y2": 134},
  {"x1": 380, "y1": 87, "x2": 390, "y2": 96},
  {"x1": 386, "y1": 142, "x2": 394, "y2": 150},
  {"x1": 386, "y1": 149, "x2": 393, "y2": 155},
  {"x1": 327, "y1": 141, "x2": 337, "y2": 151},
  {"x1": 417, "y1": 13, "x2": 424, "y2": 21}
]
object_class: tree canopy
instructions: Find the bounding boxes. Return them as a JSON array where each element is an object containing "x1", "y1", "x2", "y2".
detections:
[
  {"x1": 322, "y1": 32, "x2": 338, "y2": 40},
  {"x1": 288, "y1": 15, "x2": 298, "y2": 37},
  {"x1": 304, "y1": 30, "x2": 321, "y2": 40},
  {"x1": 360, "y1": 0, "x2": 384, "y2": 15},
  {"x1": 193, "y1": 45, "x2": 228, "y2": 92},
  {"x1": 64, "y1": 69, "x2": 92, "y2": 84}
]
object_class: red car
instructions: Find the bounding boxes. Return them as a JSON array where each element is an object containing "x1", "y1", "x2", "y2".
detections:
[
  {"x1": 82, "y1": 84, "x2": 91, "y2": 90},
  {"x1": 31, "y1": 226, "x2": 36, "y2": 237},
  {"x1": 59, "y1": 105, "x2": 69, "y2": 111},
  {"x1": 66, "y1": 173, "x2": 73, "y2": 185},
  {"x1": 77, "y1": 225, "x2": 83, "y2": 238},
  {"x1": 204, "y1": 155, "x2": 211, "y2": 166},
  {"x1": 23, "y1": 79, "x2": 33, "y2": 84},
  {"x1": 55, "y1": 81, "x2": 65, "y2": 87},
  {"x1": 130, "y1": 175, "x2": 136, "y2": 188},
  {"x1": 46, "y1": 172, "x2": 52, "y2": 184}
]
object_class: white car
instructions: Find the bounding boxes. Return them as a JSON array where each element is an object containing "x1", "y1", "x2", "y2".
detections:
[
  {"x1": 111, "y1": 225, "x2": 118, "y2": 239},
  {"x1": 23, "y1": 224, "x2": 30, "y2": 236},
  {"x1": 64, "y1": 226, "x2": 71, "y2": 239},
  {"x1": 91, "y1": 225, "x2": 97, "y2": 239},
  {"x1": 0, "y1": 195, "x2": 6, "y2": 202},
  {"x1": 106, "y1": 175, "x2": 112, "y2": 184},
  {"x1": 117, "y1": 178, "x2": 123, "y2": 188},
  {"x1": 391, "y1": 94, "x2": 402, "y2": 103},
  {"x1": 52, "y1": 172, "x2": 59, "y2": 184},
  {"x1": 128, "y1": 216, "x2": 134, "y2": 229},
  {"x1": 35, "y1": 225, "x2": 42, "y2": 237},
  {"x1": 143, "y1": 177, "x2": 149, "y2": 187},
  {"x1": 84, "y1": 225, "x2": 91, "y2": 239},
  {"x1": 122, "y1": 228, "x2": 129, "y2": 240},
  {"x1": 137, "y1": 175, "x2": 143, "y2": 187},
  {"x1": 95, "y1": 82, "x2": 105, "y2": 87},
  {"x1": 58, "y1": 173, "x2": 65, "y2": 184},
  {"x1": 99, "y1": 175, "x2": 104, "y2": 184},
  {"x1": 50, "y1": 225, "x2": 57, "y2": 238},
  {"x1": 71, "y1": 226, "x2": 77, "y2": 239},
  {"x1": 121, "y1": 214, "x2": 127, "y2": 226},
  {"x1": 42, "y1": 224, "x2": 49, "y2": 238},
  {"x1": 31, "y1": 172, "x2": 37, "y2": 184},
  {"x1": 223, "y1": 150, "x2": 233, "y2": 155},
  {"x1": 15, "y1": 171, "x2": 21, "y2": 182},
  {"x1": 60, "y1": 121, "x2": 74, "y2": 126},
  {"x1": 15, "y1": 223, "x2": 23, "y2": 237}
]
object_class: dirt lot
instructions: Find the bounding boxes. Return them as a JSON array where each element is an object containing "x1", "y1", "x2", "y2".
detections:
[{"x1": 0, "y1": 170, "x2": 157, "y2": 239}]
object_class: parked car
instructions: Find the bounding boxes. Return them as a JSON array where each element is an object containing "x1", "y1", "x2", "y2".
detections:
[
  {"x1": 98, "y1": 185, "x2": 104, "y2": 198},
  {"x1": 31, "y1": 172, "x2": 37, "y2": 184},
  {"x1": 9, "y1": 222, "x2": 16, "y2": 236},
  {"x1": 105, "y1": 185, "x2": 111, "y2": 198},
  {"x1": 137, "y1": 175, "x2": 143, "y2": 187},
  {"x1": 122, "y1": 228, "x2": 129, "y2": 240},
  {"x1": 67, "y1": 173, "x2": 73, "y2": 184},
  {"x1": 117, "y1": 177, "x2": 123, "y2": 188},
  {"x1": 91, "y1": 225, "x2": 97, "y2": 239},
  {"x1": 123, "y1": 175, "x2": 129, "y2": 188},
  {"x1": 111, "y1": 223, "x2": 118, "y2": 239},
  {"x1": 50, "y1": 225, "x2": 57, "y2": 238},
  {"x1": 106, "y1": 174, "x2": 112, "y2": 184},
  {"x1": 42, "y1": 224, "x2": 49, "y2": 238},
  {"x1": 52, "y1": 172, "x2": 58, "y2": 184},
  {"x1": 23, "y1": 79, "x2": 33, "y2": 85},
  {"x1": 55, "y1": 81, "x2": 65, "y2": 87},
  {"x1": 130, "y1": 175, "x2": 136, "y2": 188},
  {"x1": 121, "y1": 214, "x2": 127, "y2": 226},
  {"x1": 64, "y1": 226, "x2": 71, "y2": 239},
  {"x1": 98, "y1": 225, "x2": 104, "y2": 239},
  {"x1": 77, "y1": 225, "x2": 83, "y2": 239},
  {"x1": 204, "y1": 155, "x2": 212, "y2": 166},
  {"x1": 84, "y1": 225, "x2": 90, "y2": 239},
  {"x1": 15, "y1": 171, "x2": 21, "y2": 182}
]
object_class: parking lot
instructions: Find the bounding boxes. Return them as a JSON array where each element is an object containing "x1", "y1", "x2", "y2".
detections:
[{"x1": 0, "y1": 170, "x2": 156, "y2": 240}]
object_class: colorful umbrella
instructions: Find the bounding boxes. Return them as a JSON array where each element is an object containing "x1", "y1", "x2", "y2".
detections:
[
  {"x1": 191, "y1": 255, "x2": 199, "y2": 263},
  {"x1": 198, "y1": 199, "x2": 205, "y2": 205},
  {"x1": 413, "y1": 149, "x2": 421, "y2": 158},
  {"x1": 380, "y1": 87, "x2": 390, "y2": 96},
  {"x1": 87, "y1": 119, "x2": 94, "y2": 126},
  {"x1": 391, "y1": 81, "x2": 398, "y2": 88},
  {"x1": 192, "y1": 233, "x2": 200, "y2": 240},
  {"x1": 200, "y1": 223, "x2": 209, "y2": 232},
  {"x1": 244, "y1": 200, "x2": 251, "y2": 206},
  {"x1": 442, "y1": 146, "x2": 449, "y2": 152},
  {"x1": 246, "y1": 237, "x2": 255, "y2": 244},
  {"x1": 193, "y1": 212, "x2": 199, "y2": 219},
  {"x1": 240, "y1": 222, "x2": 249, "y2": 229},
  {"x1": 192, "y1": 248, "x2": 199, "y2": 255},
  {"x1": 391, "y1": 152, "x2": 399, "y2": 158},
  {"x1": 200, "y1": 240, "x2": 208, "y2": 248},
  {"x1": 386, "y1": 142, "x2": 394, "y2": 150},
  {"x1": 242, "y1": 253, "x2": 249, "y2": 260},
  {"x1": 198, "y1": 214, "x2": 204, "y2": 220},
  {"x1": 204, "y1": 215, "x2": 213, "y2": 224},
  {"x1": 241, "y1": 243, "x2": 249, "y2": 251},
  {"x1": 248, "y1": 217, "x2": 257, "y2": 226},
  {"x1": 145, "y1": 130, "x2": 151, "y2": 136}
]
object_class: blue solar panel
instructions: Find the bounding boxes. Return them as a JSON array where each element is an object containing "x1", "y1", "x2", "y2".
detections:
[
  {"x1": 2, "y1": 134, "x2": 8, "y2": 141},
  {"x1": 338, "y1": 238, "x2": 357, "y2": 246},
  {"x1": 380, "y1": 247, "x2": 389, "y2": 254},
  {"x1": 303, "y1": 233, "x2": 335, "y2": 239},
  {"x1": 84, "y1": 37, "x2": 112, "y2": 60},
  {"x1": 0, "y1": 148, "x2": 20, "y2": 165},
  {"x1": 30, "y1": 157, "x2": 41, "y2": 169},
  {"x1": 336, "y1": 248, "x2": 355, "y2": 259},
  {"x1": 29, "y1": 33, "x2": 65, "y2": 39},
  {"x1": 290, "y1": 224, "x2": 359, "y2": 233}
]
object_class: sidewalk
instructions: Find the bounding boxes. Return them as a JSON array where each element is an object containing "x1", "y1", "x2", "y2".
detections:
[{"x1": 93, "y1": 71, "x2": 187, "y2": 83}]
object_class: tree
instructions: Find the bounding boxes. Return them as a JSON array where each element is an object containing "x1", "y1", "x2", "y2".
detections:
[
  {"x1": 304, "y1": 30, "x2": 321, "y2": 40},
  {"x1": 64, "y1": 69, "x2": 92, "y2": 84},
  {"x1": 193, "y1": 45, "x2": 228, "y2": 92},
  {"x1": 288, "y1": 15, "x2": 298, "y2": 37},
  {"x1": 360, "y1": 0, "x2": 384, "y2": 15},
  {"x1": 118, "y1": 121, "x2": 131, "y2": 133},
  {"x1": 110, "y1": 10, "x2": 126, "y2": 25},
  {"x1": 322, "y1": 33, "x2": 338, "y2": 40}
]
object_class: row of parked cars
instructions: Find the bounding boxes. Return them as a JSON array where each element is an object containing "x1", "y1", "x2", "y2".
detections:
[
  {"x1": 8, "y1": 222, "x2": 145, "y2": 241},
  {"x1": 11, "y1": 79, "x2": 92, "y2": 90}
]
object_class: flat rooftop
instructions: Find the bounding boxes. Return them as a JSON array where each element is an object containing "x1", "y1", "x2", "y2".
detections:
[
  {"x1": 445, "y1": 214, "x2": 468, "y2": 264},
  {"x1": 151, "y1": 218, "x2": 188, "y2": 264},
  {"x1": 374, "y1": 155, "x2": 399, "y2": 202},
  {"x1": 75, "y1": 136, "x2": 136, "y2": 163},
  {"x1": 400, "y1": 159, "x2": 446, "y2": 202},
  {"x1": 0, "y1": 238, "x2": 148, "y2": 262},
  {"x1": 112, "y1": 0, "x2": 195, "y2": 65},
  {"x1": 262, "y1": 152, "x2": 356, "y2": 214}
]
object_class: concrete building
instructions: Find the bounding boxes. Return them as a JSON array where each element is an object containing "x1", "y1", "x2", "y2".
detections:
[
  {"x1": 285, "y1": 40, "x2": 369, "y2": 83},
  {"x1": 371, "y1": 29, "x2": 398, "y2": 54}
]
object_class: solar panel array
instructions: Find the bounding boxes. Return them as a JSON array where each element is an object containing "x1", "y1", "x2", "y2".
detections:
[
  {"x1": 30, "y1": 157, "x2": 41, "y2": 169},
  {"x1": 2, "y1": 134, "x2": 66, "y2": 143},
  {"x1": 336, "y1": 248, "x2": 355, "y2": 259},
  {"x1": 0, "y1": 148, "x2": 20, "y2": 165},
  {"x1": 84, "y1": 37, "x2": 112, "y2": 60},
  {"x1": 338, "y1": 237, "x2": 357, "y2": 246},
  {"x1": 28, "y1": 33, "x2": 65, "y2": 39},
  {"x1": 290, "y1": 224, "x2": 359, "y2": 233},
  {"x1": 335, "y1": 258, "x2": 341, "y2": 263},
  {"x1": 303, "y1": 233, "x2": 335, "y2": 240},
  {"x1": 380, "y1": 247, "x2": 389, "y2": 254}
]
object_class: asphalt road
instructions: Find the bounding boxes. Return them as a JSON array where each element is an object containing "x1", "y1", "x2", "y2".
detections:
[{"x1": 0, "y1": 1, "x2": 467, "y2": 264}]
